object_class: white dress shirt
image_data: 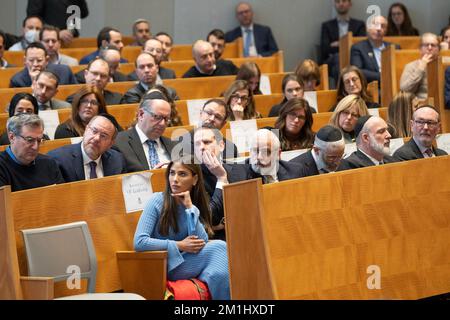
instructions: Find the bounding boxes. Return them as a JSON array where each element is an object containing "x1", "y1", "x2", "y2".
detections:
[
  {"x1": 81, "y1": 143, "x2": 104, "y2": 179},
  {"x1": 241, "y1": 24, "x2": 258, "y2": 56},
  {"x1": 135, "y1": 125, "x2": 170, "y2": 168}
]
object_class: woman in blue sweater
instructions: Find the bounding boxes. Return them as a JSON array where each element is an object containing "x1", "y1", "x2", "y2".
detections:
[{"x1": 134, "y1": 159, "x2": 230, "y2": 300}]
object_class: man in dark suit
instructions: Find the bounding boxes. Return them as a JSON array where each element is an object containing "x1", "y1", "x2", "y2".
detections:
[
  {"x1": 79, "y1": 27, "x2": 128, "y2": 65},
  {"x1": 207, "y1": 29, "x2": 239, "y2": 75},
  {"x1": 192, "y1": 126, "x2": 249, "y2": 240},
  {"x1": 113, "y1": 96, "x2": 176, "y2": 172},
  {"x1": 67, "y1": 58, "x2": 123, "y2": 105},
  {"x1": 10, "y1": 42, "x2": 77, "y2": 88},
  {"x1": 0, "y1": 31, "x2": 17, "y2": 68},
  {"x1": 48, "y1": 114, "x2": 126, "y2": 182},
  {"x1": 127, "y1": 38, "x2": 176, "y2": 82},
  {"x1": 320, "y1": 0, "x2": 366, "y2": 82},
  {"x1": 393, "y1": 106, "x2": 448, "y2": 161},
  {"x1": 350, "y1": 16, "x2": 395, "y2": 83},
  {"x1": 340, "y1": 115, "x2": 396, "y2": 170},
  {"x1": 32, "y1": 70, "x2": 71, "y2": 110},
  {"x1": 291, "y1": 125, "x2": 346, "y2": 177},
  {"x1": 178, "y1": 99, "x2": 238, "y2": 160},
  {"x1": 182, "y1": 40, "x2": 238, "y2": 78},
  {"x1": 247, "y1": 129, "x2": 303, "y2": 183},
  {"x1": 225, "y1": 2, "x2": 278, "y2": 57}
]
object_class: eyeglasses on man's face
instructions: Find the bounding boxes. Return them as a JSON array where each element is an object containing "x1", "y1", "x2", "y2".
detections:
[
  {"x1": 144, "y1": 108, "x2": 171, "y2": 124},
  {"x1": 202, "y1": 108, "x2": 225, "y2": 122},
  {"x1": 17, "y1": 134, "x2": 45, "y2": 145},
  {"x1": 86, "y1": 125, "x2": 111, "y2": 141},
  {"x1": 413, "y1": 119, "x2": 439, "y2": 129}
]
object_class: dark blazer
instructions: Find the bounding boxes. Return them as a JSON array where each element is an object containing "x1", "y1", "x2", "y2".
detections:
[
  {"x1": 10, "y1": 64, "x2": 77, "y2": 88},
  {"x1": 393, "y1": 138, "x2": 447, "y2": 161},
  {"x1": 339, "y1": 149, "x2": 396, "y2": 170},
  {"x1": 120, "y1": 83, "x2": 146, "y2": 104},
  {"x1": 225, "y1": 23, "x2": 279, "y2": 57},
  {"x1": 245, "y1": 159, "x2": 303, "y2": 182},
  {"x1": 182, "y1": 60, "x2": 238, "y2": 78},
  {"x1": 320, "y1": 18, "x2": 366, "y2": 63},
  {"x1": 47, "y1": 143, "x2": 127, "y2": 182},
  {"x1": 75, "y1": 69, "x2": 128, "y2": 84},
  {"x1": 178, "y1": 130, "x2": 239, "y2": 160},
  {"x1": 290, "y1": 150, "x2": 319, "y2": 177},
  {"x1": 445, "y1": 66, "x2": 450, "y2": 109},
  {"x1": 127, "y1": 66, "x2": 176, "y2": 81},
  {"x1": 66, "y1": 89, "x2": 123, "y2": 105},
  {"x1": 350, "y1": 40, "x2": 399, "y2": 83},
  {"x1": 112, "y1": 126, "x2": 177, "y2": 173}
]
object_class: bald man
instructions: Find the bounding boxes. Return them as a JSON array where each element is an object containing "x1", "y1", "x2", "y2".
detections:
[{"x1": 182, "y1": 40, "x2": 238, "y2": 78}]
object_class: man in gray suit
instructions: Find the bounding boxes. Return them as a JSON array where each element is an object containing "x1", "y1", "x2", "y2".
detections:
[
  {"x1": 32, "y1": 70, "x2": 71, "y2": 110},
  {"x1": 39, "y1": 25, "x2": 78, "y2": 66},
  {"x1": 393, "y1": 106, "x2": 447, "y2": 161},
  {"x1": 113, "y1": 96, "x2": 176, "y2": 172}
]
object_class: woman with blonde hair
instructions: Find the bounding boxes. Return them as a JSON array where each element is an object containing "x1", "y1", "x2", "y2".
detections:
[
  {"x1": 295, "y1": 59, "x2": 321, "y2": 91},
  {"x1": 388, "y1": 91, "x2": 415, "y2": 138},
  {"x1": 329, "y1": 94, "x2": 370, "y2": 143},
  {"x1": 224, "y1": 80, "x2": 261, "y2": 121},
  {"x1": 274, "y1": 98, "x2": 315, "y2": 151}
]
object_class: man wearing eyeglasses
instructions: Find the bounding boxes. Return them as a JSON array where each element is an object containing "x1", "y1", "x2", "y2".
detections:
[
  {"x1": 113, "y1": 96, "x2": 176, "y2": 172},
  {"x1": 0, "y1": 113, "x2": 63, "y2": 192},
  {"x1": 393, "y1": 106, "x2": 447, "y2": 161},
  {"x1": 48, "y1": 114, "x2": 126, "y2": 182},
  {"x1": 400, "y1": 33, "x2": 440, "y2": 99}
]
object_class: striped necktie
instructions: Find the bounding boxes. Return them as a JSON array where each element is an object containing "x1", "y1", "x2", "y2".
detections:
[{"x1": 146, "y1": 140, "x2": 160, "y2": 168}]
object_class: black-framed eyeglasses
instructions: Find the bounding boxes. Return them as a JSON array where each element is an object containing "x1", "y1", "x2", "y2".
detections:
[
  {"x1": 413, "y1": 119, "x2": 439, "y2": 128},
  {"x1": 18, "y1": 135, "x2": 45, "y2": 145},
  {"x1": 202, "y1": 109, "x2": 225, "y2": 122},
  {"x1": 87, "y1": 125, "x2": 111, "y2": 141},
  {"x1": 230, "y1": 94, "x2": 249, "y2": 103},
  {"x1": 144, "y1": 108, "x2": 171, "y2": 124}
]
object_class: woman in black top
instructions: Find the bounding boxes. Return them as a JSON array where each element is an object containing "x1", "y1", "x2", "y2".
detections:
[
  {"x1": 386, "y1": 3, "x2": 419, "y2": 36},
  {"x1": 269, "y1": 74, "x2": 305, "y2": 117}
]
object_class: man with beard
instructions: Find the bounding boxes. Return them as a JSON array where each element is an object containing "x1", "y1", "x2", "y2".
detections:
[
  {"x1": 247, "y1": 129, "x2": 303, "y2": 183},
  {"x1": 32, "y1": 70, "x2": 71, "y2": 110},
  {"x1": 340, "y1": 115, "x2": 396, "y2": 169},
  {"x1": 291, "y1": 125, "x2": 346, "y2": 176},
  {"x1": 48, "y1": 114, "x2": 126, "y2": 182},
  {"x1": 207, "y1": 29, "x2": 239, "y2": 75},
  {"x1": 113, "y1": 97, "x2": 176, "y2": 172},
  {"x1": 393, "y1": 106, "x2": 447, "y2": 160},
  {"x1": 192, "y1": 126, "x2": 248, "y2": 240}
]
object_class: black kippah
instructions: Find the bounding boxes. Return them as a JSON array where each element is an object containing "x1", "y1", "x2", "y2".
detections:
[
  {"x1": 316, "y1": 125, "x2": 343, "y2": 142},
  {"x1": 142, "y1": 91, "x2": 168, "y2": 102},
  {"x1": 354, "y1": 115, "x2": 372, "y2": 138}
]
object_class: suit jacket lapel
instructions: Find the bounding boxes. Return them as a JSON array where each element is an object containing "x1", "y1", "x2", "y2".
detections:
[
  {"x1": 409, "y1": 139, "x2": 424, "y2": 158},
  {"x1": 305, "y1": 151, "x2": 319, "y2": 175},
  {"x1": 73, "y1": 143, "x2": 86, "y2": 180},
  {"x1": 129, "y1": 127, "x2": 149, "y2": 170},
  {"x1": 101, "y1": 151, "x2": 112, "y2": 176},
  {"x1": 356, "y1": 150, "x2": 375, "y2": 166},
  {"x1": 364, "y1": 41, "x2": 378, "y2": 71},
  {"x1": 332, "y1": 19, "x2": 340, "y2": 42}
]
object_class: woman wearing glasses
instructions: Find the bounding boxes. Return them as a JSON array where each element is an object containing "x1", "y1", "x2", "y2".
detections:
[
  {"x1": 274, "y1": 98, "x2": 315, "y2": 151},
  {"x1": 333, "y1": 66, "x2": 380, "y2": 111},
  {"x1": 386, "y1": 3, "x2": 419, "y2": 36},
  {"x1": 329, "y1": 94, "x2": 370, "y2": 143},
  {"x1": 224, "y1": 80, "x2": 261, "y2": 121},
  {"x1": 55, "y1": 86, "x2": 116, "y2": 139},
  {"x1": 0, "y1": 93, "x2": 50, "y2": 145}
]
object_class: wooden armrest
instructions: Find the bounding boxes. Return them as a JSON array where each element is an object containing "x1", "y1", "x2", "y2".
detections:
[
  {"x1": 20, "y1": 276, "x2": 54, "y2": 300},
  {"x1": 116, "y1": 251, "x2": 167, "y2": 300}
]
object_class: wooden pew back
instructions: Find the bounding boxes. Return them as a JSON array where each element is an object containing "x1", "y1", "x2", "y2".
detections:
[
  {"x1": 427, "y1": 55, "x2": 450, "y2": 133},
  {"x1": 224, "y1": 155, "x2": 450, "y2": 299}
]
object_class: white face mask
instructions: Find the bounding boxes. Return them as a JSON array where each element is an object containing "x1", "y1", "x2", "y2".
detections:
[{"x1": 24, "y1": 29, "x2": 39, "y2": 43}]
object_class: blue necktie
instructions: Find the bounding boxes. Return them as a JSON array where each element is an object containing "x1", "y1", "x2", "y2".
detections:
[
  {"x1": 89, "y1": 161, "x2": 97, "y2": 179},
  {"x1": 244, "y1": 28, "x2": 252, "y2": 57},
  {"x1": 146, "y1": 140, "x2": 160, "y2": 169}
]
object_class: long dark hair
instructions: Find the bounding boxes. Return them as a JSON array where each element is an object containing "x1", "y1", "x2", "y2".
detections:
[
  {"x1": 275, "y1": 98, "x2": 315, "y2": 151},
  {"x1": 159, "y1": 159, "x2": 214, "y2": 238},
  {"x1": 8, "y1": 93, "x2": 39, "y2": 117},
  {"x1": 387, "y1": 3, "x2": 418, "y2": 36},
  {"x1": 224, "y1": 80, "x2": 260, "y2": 120},
  {"x1": 336, "y1": 65, "x2": 374, "y2": 104}
]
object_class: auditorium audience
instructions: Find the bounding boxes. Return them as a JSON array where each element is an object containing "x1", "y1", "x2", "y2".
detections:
[
  {"x1": 0, "y1": 30, "x2": 16, "y2": 68},
  {"x1": 0, "y1": 113, "x2": 64, "y2": 191},
  {"x1": 131, "y1": 19, "x2": 151, "y2": 47},
  {"x1": 320, "y1": 0, "x2": 366, "y2": 83},
  {"x1": 387, "y1": 91, "x2": 415, "y2": 138},
  {"x1": 269, "y1": 74, "x2": 305, "y2": 117},
  {"x1": 155, "y1": 32, "x2": 173, "y2": 62},
  {"x1": 329, "y1": 94, "x2": 370, "y2": 143},
  {"x1": 350, "y1": 15, "x2": 394, "y2": 83},
  {"x1": 224, "y1": 80, "x2": 261, "y2": 121},
  {"x1": 386, "y1": 3, "x2": 419, "y2": 36},
  {"x1": 68, "y1": 58, "x2": 123, "y2": 105},
  {"x1": 192, "y1": 127, "x2": 248, "y2": 239},
  {"x1": 246, "y1": 128, "x2": 303, "y2": 183},
  {"x1": 143, "y1": 85, "x2": 183, "y2": 127},
  {"x1": 225, "y1": 2, "x2": 278, "y2": 57},
  {"x1": 39, "y1": 25, "x2": 78, "y2": 66},
  {"x1": 440, "y1": 25, "x2": 450, "y2": 50},
  {"x1": 55, "y1": 86, "x2": 109, "y2": 139},
  {"x1": 113, "y1": 96, "x2": 176, "y2": 172},
  {"x1": 274, "y1": 98, "x2": 315, "y2": 151},
  {"x1": 393, "y1": 106, "x2": 447, "y2": 160},
  {"x1": 10, "y1": 42, "x2": 77, "y2": 87},
  {"x1": 400, "y1": 33, "x2": 440, "y2": 99},
  {"x1": 183, "y1": 40, "x2": 237, "y2": 78},
  {"x1": 236, "y1": 62, "x2": 262, "y2": 95},
  {"x1": 134, "y1": 157, "x2": 230, "y2": 300},
  {"x1": 48, "y1": 114, "x2": 127, "y2": 182},
  {"x1": 339, "y1": 115, "x2": 396, "y2": 169},
  {"x1": 295, "y1": 59, "x2": 321, "y2": 92},
  {"x1": 79, "y1": 27, "x2": 127, "y2": 65},
  {"x1": 333, "y1": 65, "x2": 381, "y2": 110},
  {"x1": 291, "y1": 125, "x2": 346, "y2": 176},
  {"x1": 32, "y1": 70, "x2": 71, "y2": 110},
  {"x1": 207, "y1": 29, "x2": 239, "y2": 74},
  {"x1": 9, "y1": 16, "x2": 43, "y2": 51}
]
